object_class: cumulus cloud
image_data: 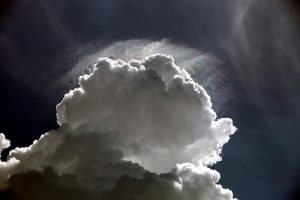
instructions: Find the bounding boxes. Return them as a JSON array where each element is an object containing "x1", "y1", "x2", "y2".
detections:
[
  {"x1": 0, "y1": 54, "x2": 236, "y2": 199},
  {"x1": 61, "y1": 39, "x2": 232, "y2": 112},
  {"x1": 0, "y1": 164, "x2": 234, "y2": 200},
  {"x1": 0, "y1": 134, "x2": 10, "y2": 153}
]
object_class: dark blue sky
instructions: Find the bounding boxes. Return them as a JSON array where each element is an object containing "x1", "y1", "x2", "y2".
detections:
[{"x1": 0, "y1": 0, "x2": 300, "y2": 199}]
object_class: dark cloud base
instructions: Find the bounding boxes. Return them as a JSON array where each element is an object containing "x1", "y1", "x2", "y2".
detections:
[{"x1": 0, "y1": 167, "x2": 184, "y2": 200}]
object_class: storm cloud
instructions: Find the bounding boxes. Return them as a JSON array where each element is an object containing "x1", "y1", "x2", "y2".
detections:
[{"x1": 0, "y1": 54, "x2": 236, "y2": 199}]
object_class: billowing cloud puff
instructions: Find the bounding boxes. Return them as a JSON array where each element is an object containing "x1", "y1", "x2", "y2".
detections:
[
  {"x1": 0, "y1": 54, "x2": 237, "y2": 200},
  {"x1": 62, "y1": 40, "x2": 231, "y2": 112},
  {"x1": 0, "y1": 134, "x2": 10, "y2": 154},
  {"x1": 56, "y1": 54, "x2": 235, "y2": 171}
]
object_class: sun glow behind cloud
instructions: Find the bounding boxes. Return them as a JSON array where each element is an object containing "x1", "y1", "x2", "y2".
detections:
[{"x1": 61, "y1": 40, "x2": 232, "y2": 113}]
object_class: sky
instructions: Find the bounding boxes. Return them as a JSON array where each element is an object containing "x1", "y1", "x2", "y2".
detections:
[{"x1": 0, "y1": 0, "x2": 300, "y2": 200}]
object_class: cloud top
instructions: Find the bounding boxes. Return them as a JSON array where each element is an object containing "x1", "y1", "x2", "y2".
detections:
[
  {"x1": 62, "y1": 40, "x2": 231, "y2": 112},
  {"x1": 57, "y1": 54, "x2": 236, "y2": 171}
]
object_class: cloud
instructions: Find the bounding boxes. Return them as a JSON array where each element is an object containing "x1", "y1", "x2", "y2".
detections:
[
  {"x1": 61, "y1": 39, "x2": 232, "y2": 112},
  {"x1": 107, "y1": 163, "x2": 234, "y2": 200},
  {"x1": 0, "y1": 134, "x2": 10, "y2": 153},
  {"x1": 0, "y1": 54, "x2": 236, "y2": 199},
  {"x1": 227, "y1": 0, "x2": 300, "y2": 106},
  {"x1": 0, "y1": 163, "x2": 234, "y2": 200}
]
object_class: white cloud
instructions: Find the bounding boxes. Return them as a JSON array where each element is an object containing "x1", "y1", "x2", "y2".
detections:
[
  {"x1": 0, "y1": 133, "x2": 10, "y2": 153},
  {"x1": 0, "y1": 54, "x2": 237, "y2": 200},
  {"x1": 61, "y1": 39, "x2": 231, "y2": 112},
  {"x1": 174, "y1": 163, "x2": 235, "y2": 200},
  {"x1": 56, "y1": 54, "x2": 235, "y2": 171}
]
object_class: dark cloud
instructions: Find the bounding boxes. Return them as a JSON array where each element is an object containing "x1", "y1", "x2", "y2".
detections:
[
  {"x1": 0, "y1": 166, "x2": 227, "y2": 200},
  {"x1": 0, "y1": 167, "x2": 174, "y2": 200},
  {"x1": 0, "y1": 167, "x2": 99, "y2": 200}
]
